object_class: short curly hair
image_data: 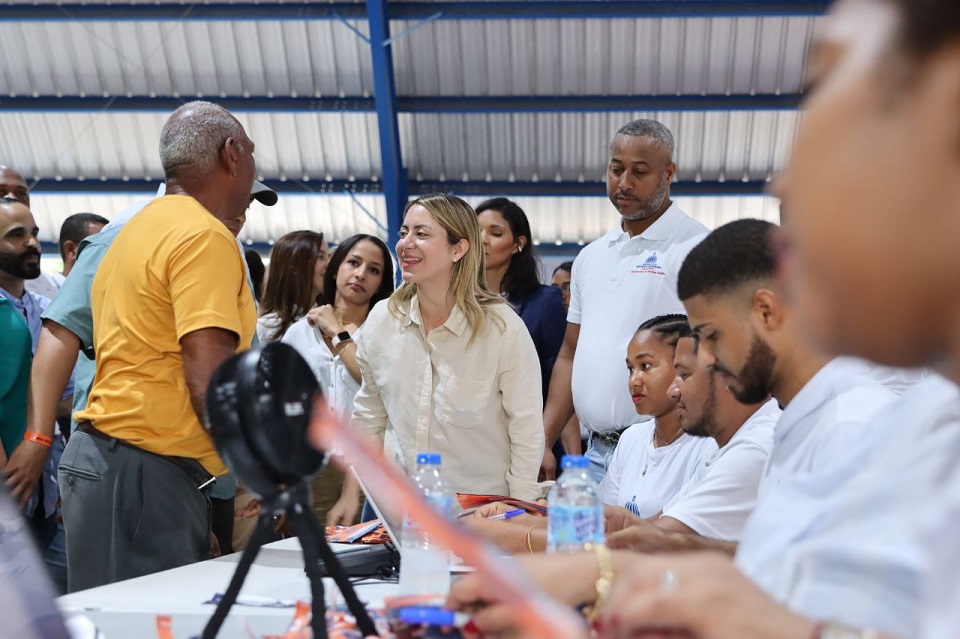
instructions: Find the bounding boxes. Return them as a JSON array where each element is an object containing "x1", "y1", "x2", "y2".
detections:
[{"x1": 677, "y1": 219, "x2": 777, "y2": 301}]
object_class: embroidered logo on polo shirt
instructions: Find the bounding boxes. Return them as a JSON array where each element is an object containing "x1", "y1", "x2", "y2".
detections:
[{"x1": 631, "y1": 253, "x2": 666, "y2": 276}]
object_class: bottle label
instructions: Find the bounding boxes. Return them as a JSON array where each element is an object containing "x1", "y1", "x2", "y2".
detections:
[
  {"x1": 425, "y1": 493, "x2": 452, "y2": 519},
  {"x1": 547, "y1": 504, "x2": 604, "y2": 547}
]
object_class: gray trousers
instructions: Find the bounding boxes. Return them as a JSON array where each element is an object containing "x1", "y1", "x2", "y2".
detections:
[{"x1": 58, "y1": 430, "x2": 212, "y2": 592}]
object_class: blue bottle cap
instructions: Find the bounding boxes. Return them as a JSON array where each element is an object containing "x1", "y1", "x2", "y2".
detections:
[
  {"x1": 416, "y1": 452, "x2": 442, "y2": 465},
  {"x1": 560, "y1": 455, "x2": 590, "y2": 469}
]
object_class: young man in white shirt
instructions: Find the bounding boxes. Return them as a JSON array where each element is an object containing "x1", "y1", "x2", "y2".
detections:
[
  {"x1": 678, "y1": 219, "x2": 900, "y2": 594},
  {"x1": 540, "y1": 119, "x2": 707, "y2": 483},
  {"x1": 603, "y1": 335, "x2": 779, "y2": 550}
]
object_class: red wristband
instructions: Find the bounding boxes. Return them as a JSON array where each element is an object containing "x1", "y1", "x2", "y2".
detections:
[{"x1": 23, "y1": 432, "x2": 53, "y2": 448}]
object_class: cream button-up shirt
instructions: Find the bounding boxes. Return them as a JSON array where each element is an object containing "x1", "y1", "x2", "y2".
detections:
[{"x1": 352, "y1": 294, "x2": 545, "y2": 500}]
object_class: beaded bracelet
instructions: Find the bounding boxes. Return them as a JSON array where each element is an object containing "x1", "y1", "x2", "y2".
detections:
[{"x1": 585, "y1": 543, "x2": 613, "y2": 616}]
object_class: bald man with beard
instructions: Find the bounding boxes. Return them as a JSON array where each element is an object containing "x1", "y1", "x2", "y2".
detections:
[{"x1": 0, "y1": 166, "x2": 30, "y2": 207}]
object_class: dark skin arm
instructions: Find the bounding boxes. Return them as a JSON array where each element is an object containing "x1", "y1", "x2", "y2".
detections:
[
  {"x1": 559, "y1": 415, "x2": 583, "y2": 456},
  {"x1": 540, "y1": 322, "x2": 580, "y2": 480},
  {"x1": 607, "y1": 516, "x2": 738, "y2": 556},
  {"x1": 181, "y1": 327, "x2": 238, "y2": 556},
  {"x1": 180, "y1": 327, "x2": 239, "y2": 428},
  {"x1": 5, "y1": 321, "x2": 80, "y2": 507}
]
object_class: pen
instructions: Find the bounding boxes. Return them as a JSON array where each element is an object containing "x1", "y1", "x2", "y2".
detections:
[
  {"x1": 398, "y1": 606, "x2": 473, "y2": 628},
  {"x1": 487, "y1": 508, "x2": 526, "y2": 521}
]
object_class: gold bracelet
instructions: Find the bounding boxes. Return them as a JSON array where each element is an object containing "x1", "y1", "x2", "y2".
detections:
[
  {"x1": 524, "y1": 525, "x2": 536, "y2": 554},
  {"x1": 585, "y1": 543, "x2": 613, "y2": 616}
]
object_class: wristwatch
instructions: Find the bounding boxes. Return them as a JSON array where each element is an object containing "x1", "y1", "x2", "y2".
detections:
[{"x1": 331, "y1": 331, "x2": 352, "y2": 349}]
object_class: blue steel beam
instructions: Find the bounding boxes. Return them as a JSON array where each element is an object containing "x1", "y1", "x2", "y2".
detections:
[
  {"x1": 0, "y1": 95, "x2": 375, "y2": 113},
  {"x1": 394, "y1": 1, "x2": 828, "y2": 19},
  {"x1": 0, "y1": 93, "x2": 803, "y2": 113},
  {"x1": 366, "y1": 0, "x2": 409, "y2": 248},
  {"x1": 411, "y1": 180, "x2": 771, "y2": 197},
  {"x1": 0, "y1": 2, "x2": 828, "y2": 21},
  {"x1": 401, "y1": 94, "x2": 803, "y2": 112},
  {"x1": 27, "y1": 178, "x2": 770, "y2": 197}
]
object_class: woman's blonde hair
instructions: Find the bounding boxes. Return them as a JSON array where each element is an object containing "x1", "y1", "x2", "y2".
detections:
[{"x1": 389, "y1": 193, "x2": 504, "y2": 341}]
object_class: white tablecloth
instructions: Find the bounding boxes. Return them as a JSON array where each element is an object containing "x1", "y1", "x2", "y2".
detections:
[{"x1": 57, "y1": 538, "x2": 400, "y2": 638}]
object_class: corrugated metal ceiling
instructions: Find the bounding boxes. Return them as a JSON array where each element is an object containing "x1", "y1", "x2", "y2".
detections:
[
  {"x1": 0, "y1": 20, "x2": 374, "y2": 98},
  {"x1": 0, "y1": 112, "x2": 382, "y2": 180},
  {"x1": 27, "y1": 193, "x2": 780, "y2": 248},
  {"x1": 391, "y1": 16, "x2": 814, "y2": 96},
  {"x1": 1, "y1": 5, "x2": 810, "y2": 248},
  {"x1": 401, "y1": 110, "x2": 798, "y2": 182},
  {"x1": 0, "y1": 16, "x2": 814, "y2": 98},
  {"x1": 1, "y1": 109, "x2": 796, "y2": 185}
]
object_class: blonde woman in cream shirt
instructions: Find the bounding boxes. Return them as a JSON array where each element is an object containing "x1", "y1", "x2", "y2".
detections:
[{"x1": 328, "y1": 193, "x2": 545, "y2": 524}]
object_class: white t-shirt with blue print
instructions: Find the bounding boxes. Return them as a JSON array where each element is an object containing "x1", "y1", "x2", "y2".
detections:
[{"x1": 601, "y1": 419, "x2": 715, "y2": 518}]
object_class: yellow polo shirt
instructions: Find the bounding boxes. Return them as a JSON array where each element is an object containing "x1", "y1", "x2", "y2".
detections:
[{"x1": 75, "y1": 195, "x2": 256, "y2": 475}]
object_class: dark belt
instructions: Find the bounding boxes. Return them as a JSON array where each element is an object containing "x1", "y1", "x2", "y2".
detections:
[
  {"x1": 76, "y1": 422, "x2": 217, "y2": 492},
  {"x1": 590, "y1": 427, "x2": 630, "y2": 446}
]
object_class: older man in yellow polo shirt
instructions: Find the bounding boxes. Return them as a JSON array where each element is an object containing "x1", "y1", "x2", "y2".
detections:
[{"x1": 59, "y1": 101, "x2": 258, "y2": 592}]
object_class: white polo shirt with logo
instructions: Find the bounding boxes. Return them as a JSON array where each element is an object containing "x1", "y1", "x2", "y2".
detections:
[{"x1": 568, "y1": 203, "x2": 707, "y2": 434}]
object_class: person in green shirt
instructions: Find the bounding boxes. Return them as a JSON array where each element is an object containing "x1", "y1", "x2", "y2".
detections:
[{"x1": 0, "y1": 295, "x2": 31, "y2": 463}]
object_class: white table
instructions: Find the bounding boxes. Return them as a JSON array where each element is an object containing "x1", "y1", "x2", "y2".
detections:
[{"x1": 57, "y1": 538, "x2": 400, "y2": 638}]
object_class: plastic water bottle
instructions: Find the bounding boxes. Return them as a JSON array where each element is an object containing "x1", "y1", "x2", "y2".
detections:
[
  {"x1": 547, "y1": 455, "x2": 604, "y2": 552},
  {"x1": 399, "y1": 453, "x2": 453, "y2": 597}
]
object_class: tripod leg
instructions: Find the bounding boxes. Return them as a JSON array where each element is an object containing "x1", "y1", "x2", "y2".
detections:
[
  {"x1": 289, "y1": 502, "x2": 380, "y2": 637},
  {"x1": 287, "y1": 504, "x2": 330, "y2": 639},
  {"x1": 201, "y1": 517, "x2": 273, "y2": 639}
]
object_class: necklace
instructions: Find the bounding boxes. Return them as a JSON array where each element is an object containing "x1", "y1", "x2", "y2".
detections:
[
  {"x1": 654, "y1": 426, "x2": 684, "y2": 448},
  {"x1": 642, "y1": 426, "x2": 685, "y2": 477}
]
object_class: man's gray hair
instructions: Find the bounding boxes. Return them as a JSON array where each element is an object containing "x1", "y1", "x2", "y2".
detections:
[
  {"x1": 615, "y1": 119, "x2": 675, "y2": 160},
  {"x1": 159, "y1": 101, "x2": 246, "y2": 179}
]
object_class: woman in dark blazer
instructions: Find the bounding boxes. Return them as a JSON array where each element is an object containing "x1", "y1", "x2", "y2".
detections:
[{"x1": 476, "y1": 198, "x2": 567, "y2": 406}]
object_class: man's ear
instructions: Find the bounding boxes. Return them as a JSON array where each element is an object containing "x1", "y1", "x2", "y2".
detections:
[
  {"x1": 62, "y1": 239, "x2": 79, "y2": 262},
  {"x1": 221, "y1": 137, "x2": 242, "y2": 176},
  {"x1": 751, "y1": 288, "x2": 786, "y2": 332},
  {"x1": 663, "y1": 161, "x2": 677, "y2": 185}
]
